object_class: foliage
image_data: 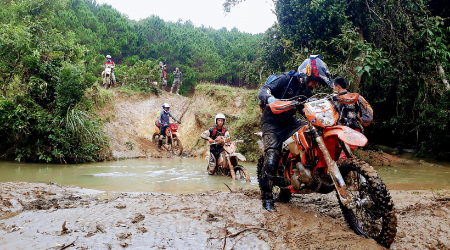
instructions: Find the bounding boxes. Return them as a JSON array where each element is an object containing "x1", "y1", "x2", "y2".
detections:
[
  {"x1": 0, "y1": 0, "x2": 110, "y2": 163},
  {"x1": 116, "y1": 60, "x2": 161, "y2": 95},
  {"x1": 243, "y1": 0, "x2": 450, "y2": 159},
  {"x1": 229, "y1": 91, "x2": 262, "y2": 162},
  {"x1": 53, "y1": 0, "x2": 262, "y2": 91}
]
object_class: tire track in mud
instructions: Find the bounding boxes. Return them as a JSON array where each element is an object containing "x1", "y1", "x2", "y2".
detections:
[{"x1": 1, "y1": 183, "x2": 449, "y2": 249}]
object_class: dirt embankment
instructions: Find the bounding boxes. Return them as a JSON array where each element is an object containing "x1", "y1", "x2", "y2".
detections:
[
  {"x1": 178, "y1": 85, "x2": 253, "y2": 156},
  {"x1": 1, "y1": 182, "x2": 449, "y2": 249},
  {"x1": 100, "y1": 91, "x2": 191, "y2": 159},
  {"x1": 101, "y1": 86, "x2": 254, "y2": 159}
]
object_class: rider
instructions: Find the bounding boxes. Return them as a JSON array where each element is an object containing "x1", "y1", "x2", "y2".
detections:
[
  {"x1": 157, "y1": 103, "x2": 181, "y2": 152},
  {"x1": 171, "y1": 67, "x2": 182, "y2": 95},
  {"x1": 200, "y1": 114, "x2": 230, "y2": 174},
  {"x1": 102, "y1": 55, "x2": 116, "y2": 85},
  {"x1": 159, "y1": 62, "x2": 167, "y2": 90},
  {"x1": 333, "y1": 77, "x2": 366, "y2": 159},
  {"x1": 334, "y1": 77, "x2": 364, "y2": 133},
  {"x1": 258, "y1": 55, "x2": 333, "y2": 211}
]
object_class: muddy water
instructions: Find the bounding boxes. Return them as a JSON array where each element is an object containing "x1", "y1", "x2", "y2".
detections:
[
  {"x1": 0, "y1": 158, "x2": 259, "y2": 193},
  {"x1": 0, "y1": 156, "x2": 449, "y2": 193},
  {"x1": 373, "y1": 155, "x2": 450, "y2": 190}
]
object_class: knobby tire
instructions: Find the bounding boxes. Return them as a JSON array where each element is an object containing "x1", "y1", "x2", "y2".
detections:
[{"x1": 338, "y1": 158, "x2": 397, "y2": 248}]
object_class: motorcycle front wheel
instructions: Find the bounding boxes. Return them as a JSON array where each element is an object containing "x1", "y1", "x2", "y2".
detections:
[
  {"x1": 234, "y1": 165, "x2": 251, "y2": 182},
  {"x1": 105, "y1": 77, "x2": 110, "y2": 89},
  {"x1": 172, "y1": 138, "x2": 183, "y2": 156},
  {"x1": 338, "y1": 158, "x2": 397, "y2": 248}
]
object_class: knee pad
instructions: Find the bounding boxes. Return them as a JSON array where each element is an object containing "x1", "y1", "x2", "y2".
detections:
[{"x1": 264, "y1": 149, "x2": 281, "y2": 169}]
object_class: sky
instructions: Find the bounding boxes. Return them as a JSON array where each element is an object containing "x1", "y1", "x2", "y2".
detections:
[{"x1": 94, "y1": 0, "x2": 277, "y2": 34}]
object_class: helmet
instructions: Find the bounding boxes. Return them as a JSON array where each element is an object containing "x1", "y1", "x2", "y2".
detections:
[
  {"x1": 298, "y1": 55, "x2": 333, "y2": 88},
  {"x1": 162, "y1": 103, "x2": 170, "y2": 108},
  {"x1": 106, "y1": 55, "x2": 112, "y2": 59},
  {"x1": 215, "y1": 113, "x2": 226, "y2": 124}
]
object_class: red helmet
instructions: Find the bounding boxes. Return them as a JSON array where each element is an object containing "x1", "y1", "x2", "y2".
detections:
[{"x1": 298, "y1": 55, "x2": 334, "y2": 88}]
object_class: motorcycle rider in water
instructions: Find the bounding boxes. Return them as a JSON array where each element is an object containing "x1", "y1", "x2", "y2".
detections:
[
  {"x1": 158, "y1": 103, "x2": 181, "y2": 152},
  {"x1": 258, "y1": 55, "x2": 334, "y2": 211},
  {"x1": 102, "y1": 55, "x2": 116, "y2": 85},
  {"x1": 200, "y1": 114, "x2": 230, "y2": 174}
]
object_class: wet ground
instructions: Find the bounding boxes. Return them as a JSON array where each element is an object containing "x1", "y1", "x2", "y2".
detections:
[
  {"x1": 0, "y1": 182, "x2": 449, "y2": 249},
  {"x1": 1, "y1": 141, "x2": 450, "y2": 249}
]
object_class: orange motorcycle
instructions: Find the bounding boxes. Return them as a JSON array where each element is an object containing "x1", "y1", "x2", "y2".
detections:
[
  {"x1": 256, "y1": 93, "x2": 397, "y2": 248},
  {"x1": 207, "y1": 138, "x2": 251, "y2": 182},
  {"x1": 152, "y1": 121, "x2": 183, "y2": 155}
]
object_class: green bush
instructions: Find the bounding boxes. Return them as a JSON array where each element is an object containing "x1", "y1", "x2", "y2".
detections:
[{"x1": 116, "y1": 60, "x2": 161, "y2": 95}]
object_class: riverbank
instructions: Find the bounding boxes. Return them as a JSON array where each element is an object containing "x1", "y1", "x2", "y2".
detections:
[{"x1": 1, "y1": 182, "x2": 449, "y2": 249}]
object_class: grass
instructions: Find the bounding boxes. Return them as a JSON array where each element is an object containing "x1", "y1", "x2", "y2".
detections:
[{"x1": 65, "y1": 107, "x2": 105, "y2": 145}]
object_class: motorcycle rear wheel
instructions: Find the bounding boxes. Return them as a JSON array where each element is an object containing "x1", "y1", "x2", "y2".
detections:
[
  {"x1": 172, "y1": 138, "x2": 183, "y2": 156},
  {"x1": 338, "y1": 158, "x2": 397, "y2": 248},
  {"x1": 256, "y1": 155, "x2": 292, "y2": 203}
]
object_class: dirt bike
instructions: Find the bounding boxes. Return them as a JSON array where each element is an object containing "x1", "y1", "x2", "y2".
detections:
[
  {"x1": 256, "y1": 93, "x2": 397, "y2": 248},
  {"x1": 102, "y1": 64, "x2": 114, "y2": 89},
  {"x1": 206, "y1": 138, "x2": 251, "y2": 182},
  {"x1": 152, "y1": 122, "x2": 183, "y2": 155}
]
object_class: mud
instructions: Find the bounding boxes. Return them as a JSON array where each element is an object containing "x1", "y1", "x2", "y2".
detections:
[{"x1": 1, "y1": 182, "x2": 449, "y2": 249}]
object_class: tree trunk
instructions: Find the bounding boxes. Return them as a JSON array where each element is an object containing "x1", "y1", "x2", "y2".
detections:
[
  {"x1": 438, "y1": 64, "x2": 450, "y2": 90},
  {"x1": 258, "y1": 66, "x2": 264, "y2": 81},
  {"x1": 351, "y1": 32, "x2": 366, "y2": 93}
]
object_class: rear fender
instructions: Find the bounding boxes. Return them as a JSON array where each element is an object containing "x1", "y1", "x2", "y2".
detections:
[
  {"x1": 323, "y1": 125, "x2": 367, "y2": 147},
  {"x1": 335, "y1": 93, "x2": 359, "y2": 104}
]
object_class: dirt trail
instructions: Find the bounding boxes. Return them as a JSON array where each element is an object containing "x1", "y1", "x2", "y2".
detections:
[
  {"x1": 1, "y1": 182, "x2": 449, "y2": 249},
  {"x1": 102, "y1": 91, "x2": 191, "y2": 159}
]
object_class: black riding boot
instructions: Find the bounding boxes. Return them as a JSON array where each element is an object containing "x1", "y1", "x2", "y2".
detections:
[{"x1": 260, "y1": 149, "x2": 281, "y2": 212}]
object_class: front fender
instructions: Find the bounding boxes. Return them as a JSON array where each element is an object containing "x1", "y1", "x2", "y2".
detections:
[
  {"x1": 173, "y1": 132, "x2": 181, "y2": 138},
  {"x1": 231, "y1": 153, "x2": 246, "y2": 162},
  {"x1": 323, "y1": 125, "x2": 367, "y2": 147}
]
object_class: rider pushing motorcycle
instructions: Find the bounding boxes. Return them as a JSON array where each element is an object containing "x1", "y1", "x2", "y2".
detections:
[
  {"x1": 258, "y1": 55, "x2": 334, "y2": 211},
  {"x1": 102, "y1": 55, "x2": 116, "y2": 85},
  {"x1": 200, "y1": 114, "x2": 230, "y2": 174},
  {"x1": 158, "y1": 103, "x2": 181, "y2": 152}
]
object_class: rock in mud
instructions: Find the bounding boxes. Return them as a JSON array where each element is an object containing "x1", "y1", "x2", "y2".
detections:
[{"x1": 131, "y1": 213, "x2": 145, "y2": 224}]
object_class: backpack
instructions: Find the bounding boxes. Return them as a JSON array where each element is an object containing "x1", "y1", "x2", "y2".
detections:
[
  {"x1": 265, "y1": 70, "x2": 299, "y2": 85},
  {"x1": 264, "y1": 70, "x2": 300, "y2": 99},
  {"x1": 358, "y1": 96, "x2": 373, "y2": 126}
]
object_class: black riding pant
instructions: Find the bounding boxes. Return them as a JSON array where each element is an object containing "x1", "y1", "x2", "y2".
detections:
[
  {"x1": 158, "y1": 125, "x2": 169, "y2": 146},
  {"x1": 260, "y1": 118, "x2": 307, "y2": 200}
]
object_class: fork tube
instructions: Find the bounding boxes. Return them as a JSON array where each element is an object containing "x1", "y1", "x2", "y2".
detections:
[
  {"x1": 313, "y1": 129, "x2": 352, "y2": 206},
  {"x1": 226, "y1": 154, "x2": 236, "y2": 180}
]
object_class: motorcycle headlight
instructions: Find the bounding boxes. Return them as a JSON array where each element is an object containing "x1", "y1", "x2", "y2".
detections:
[{"x1": 316, "y1": 110, "x2": 335, "y2": 127}]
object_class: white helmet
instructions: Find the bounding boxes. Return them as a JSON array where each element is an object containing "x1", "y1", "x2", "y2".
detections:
[
  {"x1": 215, "y1": 113, "x2": 226, "y2": 124},
  {"x1": 106, "y1": 55, "x2": 111, "y2": 59},
  {"x1": 162, "y1": 103, "x2": 170, "y2": 108}
]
